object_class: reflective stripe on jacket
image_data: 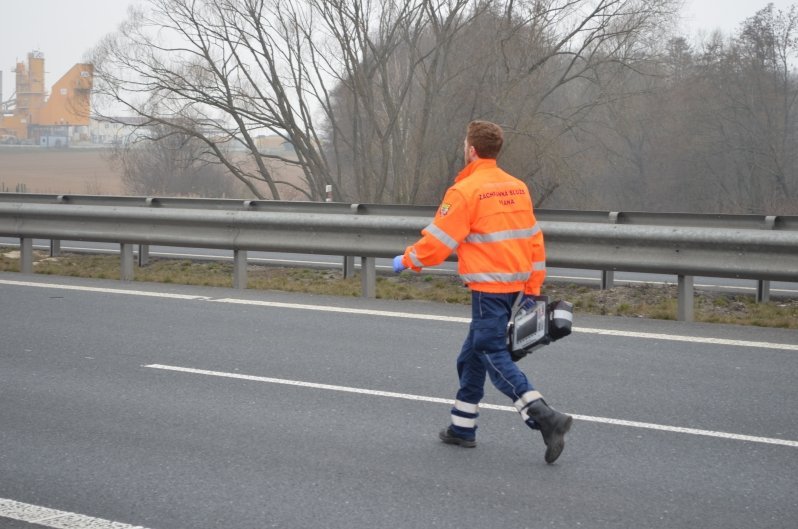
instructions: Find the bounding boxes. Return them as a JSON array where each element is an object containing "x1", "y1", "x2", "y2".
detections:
[{"x1": 402, "y1": 158, "x2": 546, "y2": 294}]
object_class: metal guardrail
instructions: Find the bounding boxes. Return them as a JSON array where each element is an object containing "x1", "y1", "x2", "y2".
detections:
[
  {"x1": 2, "y1": 193, "x2": 797, "y2": 229},
  {"x1": 1, "y1": 198, "x2": 797, "y2": 322}
]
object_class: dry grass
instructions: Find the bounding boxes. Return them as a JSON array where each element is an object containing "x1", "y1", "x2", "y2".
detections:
[
  {"x1": 2, "y1": 248, "x2": 796, "y2": 328},
  {"x1": 549, "y1": 282, "x2": 798, "y2": 328}
]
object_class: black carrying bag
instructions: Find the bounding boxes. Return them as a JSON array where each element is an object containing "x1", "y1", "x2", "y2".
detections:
[
  {"x1": 548, "y1": 299, "x2": 574, "y2": 341},
  {"x1": 507, "y1": 295, "x2": 573, "y2": 362}
]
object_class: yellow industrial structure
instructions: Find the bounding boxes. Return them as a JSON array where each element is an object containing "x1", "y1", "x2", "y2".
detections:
[{"x1": 0, "y1": 51, "x2": 93, "y2": 145}]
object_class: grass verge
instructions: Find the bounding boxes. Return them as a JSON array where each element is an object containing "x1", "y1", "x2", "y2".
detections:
[{"x1": 1, "y1": 248, "x2": 796, "y2": 329}]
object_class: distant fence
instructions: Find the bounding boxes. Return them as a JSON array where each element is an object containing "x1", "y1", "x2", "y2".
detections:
[{"x1": 1, "y1": 193, "x2": 797, "y2": 321}]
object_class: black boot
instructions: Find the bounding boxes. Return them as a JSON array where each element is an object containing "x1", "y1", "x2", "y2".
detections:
[
  {"x1": 525, "y1": 399, "x2": 572, "y2": 464},
  {"x1": 439, "y1": 427, "x2": 477, "y2": 448}
]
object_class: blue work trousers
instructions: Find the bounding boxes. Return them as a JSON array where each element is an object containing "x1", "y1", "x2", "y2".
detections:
[{"x1": 450, "y1": 291, "x2": 537, "y2": 439}]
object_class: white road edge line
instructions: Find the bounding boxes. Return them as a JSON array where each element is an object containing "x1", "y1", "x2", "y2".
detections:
[
  {"x1": 144, "y1": 363, "x2": 798, "y2": 449},
  {"x1": 0, "y1": 498, "x2": 151, "y2": 529},
  {"x1": 2, "y1": 278, "x2": 796, "y2": 351},
  {"x1": 572, "y1": 327, "x2": 798, "y2": 351}
]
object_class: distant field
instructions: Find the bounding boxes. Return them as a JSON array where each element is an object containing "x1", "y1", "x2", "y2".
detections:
[
  {"x1": 0, "y1": 146, "x2": 305, "y2": 199},
  {"x1": 0, "y1": 146, "x2": 126, "y2": 195}
]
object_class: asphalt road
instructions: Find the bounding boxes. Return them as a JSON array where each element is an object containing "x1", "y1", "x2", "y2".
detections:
[{"x1": 1, "y1": 273, "x2": 797, "y2": 529}]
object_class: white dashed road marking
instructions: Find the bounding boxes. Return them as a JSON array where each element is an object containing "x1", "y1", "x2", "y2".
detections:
[{"x1": 0, "y1": 498, "x2": 151, "y2": 529}]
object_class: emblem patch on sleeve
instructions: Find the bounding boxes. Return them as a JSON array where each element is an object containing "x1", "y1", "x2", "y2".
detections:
[{"x1": 439, "y1": 203, "x2": 451, "y2": 217}]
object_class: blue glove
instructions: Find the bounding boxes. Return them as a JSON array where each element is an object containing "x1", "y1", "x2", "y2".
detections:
[{"x1": 393, "y1": 255, "x2": 407, "y2": 273}]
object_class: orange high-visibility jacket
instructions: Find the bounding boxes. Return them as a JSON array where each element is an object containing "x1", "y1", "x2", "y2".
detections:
[{"x1": 401, "y1": 158, "x2": 546, "y2": 295}]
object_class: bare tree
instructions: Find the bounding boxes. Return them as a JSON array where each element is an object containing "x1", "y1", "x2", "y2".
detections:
[
  {"x1": 324, "y1": 0, "x2": 683, "y2": 205},
  {"x1": 91, "y1": 0, "x2": 680, "y2": 205},
  {"x1": 108, "y1": 120, "x2": 240, "y2": 197},
  {"x1": 93, "y1": 0, "x2": 328, "y2": 200},
  {"x1": 553, "y1": 0, "x2": 798, "y2": 215},
  {"x1": 676, "y1": 4, "x2": 798, "y2": 213},
  {"x1": 317, "y1": 0, "x2": 493, "y2": 203}
]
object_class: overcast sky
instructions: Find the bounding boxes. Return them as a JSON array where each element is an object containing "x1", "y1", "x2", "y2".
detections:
[{"x1": 1, "y1": 0, "x2": 795, "y2": 105}]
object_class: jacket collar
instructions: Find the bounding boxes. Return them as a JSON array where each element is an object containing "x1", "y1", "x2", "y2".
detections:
[{"x1": 455, "y1": 158, "x2": 497, "y2": 183}]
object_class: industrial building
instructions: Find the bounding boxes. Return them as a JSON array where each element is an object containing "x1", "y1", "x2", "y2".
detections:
[{"x1": 0, "y1": 51, "x2": 93, "y2": 146}]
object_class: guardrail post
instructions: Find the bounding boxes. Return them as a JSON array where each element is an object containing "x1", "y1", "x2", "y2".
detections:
[
  {"x1": 233, "y1": 249, "x2": 248, "y2": 289},
  {"x1": 344, "y1": 204, "x2": 361, "y2": 279},
  {"x1": 138, "y1": 244, "x2": 150, "y2": 267},
  {"x1": 20, "y1": 237, "x2": 33, "y2": 274},
  {"x1": 677, "y1": 275, "x2": 694, "y2": 322},
  {"x1": 601, "y1": 212, "x2": 620, "y2": 290},
  {"x1": 50, "y1": 240, "x2": 61, "y2": 257},
  {"x1": 120, "y1": 243, "x2": 134, "y2": 281},
  {"x1": 756, "y1": 216, "x2": 777, "y2": 303},
  {"x1": 757, "y1": 280, "x2": 771, "y2": 303},
  {"x1": 360, "y1": 256, "x2": 376, "y2": 298},
  {"x1": 343, "y1": 256, "x2": 356, "y2": 278}
]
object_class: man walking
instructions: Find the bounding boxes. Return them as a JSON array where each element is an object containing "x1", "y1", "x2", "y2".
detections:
[{"x1": 393, "y1": 120, "x2": 572, "y2": 463}]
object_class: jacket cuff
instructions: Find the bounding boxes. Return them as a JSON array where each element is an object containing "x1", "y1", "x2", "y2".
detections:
[{"x1": 402, "y1": 252, "x2": 421, "y2": 272}]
